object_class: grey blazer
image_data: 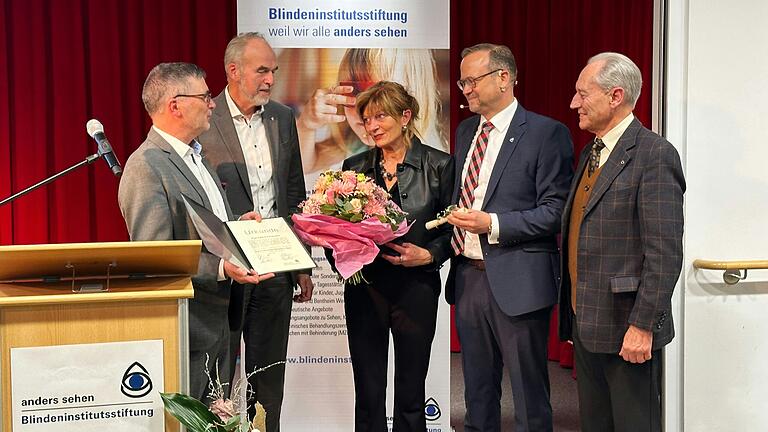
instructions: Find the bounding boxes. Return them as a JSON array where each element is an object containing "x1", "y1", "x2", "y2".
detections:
[
  {"x1": 198, "y1": 92, "x2": 306, "y2": 220},
  {"x1": 558, "y1": 118, "x2": 686, "y2": 353},
  {"x1": 118, "y1": 127, "x2": 234, "y2": 351}
]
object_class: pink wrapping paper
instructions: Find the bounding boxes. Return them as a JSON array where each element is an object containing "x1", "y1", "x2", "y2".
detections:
[{"x1": 291, "y1": 213, "x2": 410, "y2": 280}]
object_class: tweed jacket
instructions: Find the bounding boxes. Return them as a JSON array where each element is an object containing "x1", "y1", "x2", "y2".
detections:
[{"x1": 558, "y1": 118, "x2": 685, "y2": 353}]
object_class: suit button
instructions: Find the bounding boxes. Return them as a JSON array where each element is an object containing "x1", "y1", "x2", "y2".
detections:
[
  {"x1": 401, "y1": 193, "x2": 408, "y2": 199},
  {"x1": 397, "y1": 164, "x2": 404, "y2": 172}
]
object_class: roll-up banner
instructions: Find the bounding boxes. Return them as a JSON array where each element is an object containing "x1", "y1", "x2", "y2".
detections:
[{"x1": 238, "y1": 1, "x2": 450, "y2": 430}]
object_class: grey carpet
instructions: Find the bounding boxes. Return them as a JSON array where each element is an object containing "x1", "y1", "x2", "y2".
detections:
[{"x1": 450, "y1": 352, "x2": 580, "y2": 431}]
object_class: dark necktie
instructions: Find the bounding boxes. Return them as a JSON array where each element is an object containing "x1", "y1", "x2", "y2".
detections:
[
  {"x1": 450, "y1": 121, "x2": 494, "y2": 255},
  {"x1": 588, "y1": 137, "x2": 605, "y2": 177}
]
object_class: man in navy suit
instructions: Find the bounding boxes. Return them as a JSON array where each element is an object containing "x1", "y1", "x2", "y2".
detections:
[{"x1": 446, "y1": 43, "x2": 574, "y2": 432}]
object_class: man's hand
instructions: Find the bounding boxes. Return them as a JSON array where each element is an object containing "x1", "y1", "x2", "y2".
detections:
[
  {"x1": 446, "y1": 208, "x2": 491, "y2": 234},
  {"x1": 224, "y1": 261, "x2": 274, "y2": 284},
  {"x1": 297, "y1": 85, "x2": 355, "y2": 131},
  {"x1": 619, "y1": 324, "x2": 653, "y2": 363},
  {"x1": 238, "y1": 211, "x2": 262, "y2": 222},
  {"x1": 293, "y1": 273, "x2": 314, "y2": 302},
  {"x1": 380, "y1": 242, "x2": 433, "y2": 267}
]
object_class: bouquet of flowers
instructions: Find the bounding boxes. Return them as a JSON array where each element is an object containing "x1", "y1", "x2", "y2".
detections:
[{"x1": 291, "y1": 170, "x2": 410, "y2": 284}]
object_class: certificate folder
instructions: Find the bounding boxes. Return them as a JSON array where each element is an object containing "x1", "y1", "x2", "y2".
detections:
[{"x1": 182, "y1": 194, "x2": 316, "y2": 274}]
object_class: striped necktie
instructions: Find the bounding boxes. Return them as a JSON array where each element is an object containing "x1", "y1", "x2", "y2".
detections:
[{"x1": 450, "y1": 121, "x2": 494, "y2": 255}]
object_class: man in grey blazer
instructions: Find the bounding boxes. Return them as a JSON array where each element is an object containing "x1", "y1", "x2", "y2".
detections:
[
  {"x1": 559, "y1": 53, "x2": 685, "y2": 431},
  {"x1": 446, "y1": 43, "x2": 574, "y2": 432},
  {"x1": 118, "y1": 62, "x2": 271, "y2": 402},
  {"x1": 197, "y1": 33, "x2": 310, "y2": 432}
]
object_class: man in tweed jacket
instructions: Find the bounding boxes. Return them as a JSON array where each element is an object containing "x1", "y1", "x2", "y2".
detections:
[{"x1": 559, "y1": 53, "x2": 685, "y2": 432}]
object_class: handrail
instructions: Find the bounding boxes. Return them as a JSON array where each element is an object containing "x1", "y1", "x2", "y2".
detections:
[{"x1": 692, "y1": 259, "x2": 768, "y2": 285}]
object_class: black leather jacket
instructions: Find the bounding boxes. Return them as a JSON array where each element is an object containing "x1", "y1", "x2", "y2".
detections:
[{"x1": 342, "y1": 138, "x2": 455, "y2": 273}]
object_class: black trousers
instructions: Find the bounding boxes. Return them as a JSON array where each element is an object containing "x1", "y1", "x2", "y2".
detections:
[
  {"x1": 344, "y1": 269, "x2": 439, "y2": 432},
  {"x1": 572, "y1": 318, "x2": 662, "y2": 432},
  {"x1": 230, "y1": 274, "x2": 293, "y2": 432},
  {"x1": 454, "y1": 260, "x2": 553, "y2": 432}
]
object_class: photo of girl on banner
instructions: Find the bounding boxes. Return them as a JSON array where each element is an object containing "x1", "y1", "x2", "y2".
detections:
[{"x1": 269, "y1": 48, "x2": 450, "y2": 185}]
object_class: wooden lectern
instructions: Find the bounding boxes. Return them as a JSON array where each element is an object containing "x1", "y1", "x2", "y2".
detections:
[{"x1": 0, "y1": 240, "x2": 200, "y2": 431}]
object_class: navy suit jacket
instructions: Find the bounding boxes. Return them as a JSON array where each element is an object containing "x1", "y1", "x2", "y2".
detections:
[{"x1": 445, "y1": 104, "x2": 574, "y2": 317}]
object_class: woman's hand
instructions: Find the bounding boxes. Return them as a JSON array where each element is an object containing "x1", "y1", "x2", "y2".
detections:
[{"x1": 380, "y1": 242, "x2": 433, "y2": 267}]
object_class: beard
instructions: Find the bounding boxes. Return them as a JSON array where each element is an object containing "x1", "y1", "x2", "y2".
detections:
[{"x1": 237, "y1": 80, "x2": 270, "y2": 108}]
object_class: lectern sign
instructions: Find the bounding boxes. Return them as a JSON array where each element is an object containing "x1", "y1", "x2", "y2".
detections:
[{"x1": 10, "y1": 340, "x2": 164, "y2": 431}]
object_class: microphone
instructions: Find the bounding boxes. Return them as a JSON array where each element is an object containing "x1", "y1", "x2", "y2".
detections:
[
  {"x1": 459, "y1": 104, "x2": 468, "y2": 109},
  {"x1": 86, "y1": 119, "x2": 123, "y2": 177}
]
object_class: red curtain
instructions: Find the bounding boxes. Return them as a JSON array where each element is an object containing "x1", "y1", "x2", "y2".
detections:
[
  {"x1": 447, "y1": 0, "x2": 655, "y2": 362},
  {"x1": 0, "y1": 0, "x2": 236, "y2": 245}
]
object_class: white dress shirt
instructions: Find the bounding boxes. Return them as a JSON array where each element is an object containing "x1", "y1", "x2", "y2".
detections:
[
  {"x1": 459, "y1": 99, "x2": 518, "y2": 259},
  {"x1": 596, "y1": 113, "x2": 634, "y2": 168},
  {"x1": 225, "y1": 86, "x2": 276, "y2": 218}
]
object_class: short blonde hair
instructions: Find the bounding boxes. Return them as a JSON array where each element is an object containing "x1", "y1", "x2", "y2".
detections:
[{"x1": 356, "y1": 81, "x2": 420, "y2": 145}]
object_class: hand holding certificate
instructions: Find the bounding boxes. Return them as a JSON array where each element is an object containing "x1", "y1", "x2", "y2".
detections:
[{"x1": 182, "y1": 195, "x2": 316, "y2": 275}]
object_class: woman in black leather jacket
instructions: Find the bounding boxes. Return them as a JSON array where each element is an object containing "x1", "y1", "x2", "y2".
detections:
[{"x1": 339, "y1": 81, "x2": 454, "y2": 432}]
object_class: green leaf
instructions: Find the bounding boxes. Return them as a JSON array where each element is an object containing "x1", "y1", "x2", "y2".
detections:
[
  {"x1": 223, "y1": 415, "x2": 243, "y2": 431},
  {"x1": 319, "y1": 204, "x2": 337, "y2": 215},
  {"x1": 161, "y1": 393, "x2": 224, "y2": 432}
]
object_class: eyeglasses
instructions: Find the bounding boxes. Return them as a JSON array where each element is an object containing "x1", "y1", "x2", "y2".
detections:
[
  {"x1": 456, "y1": 69, "x2": 502, "y2": 91},
  {"x1": 175, "y1": 91, "x2": 213, "y2": 104}
]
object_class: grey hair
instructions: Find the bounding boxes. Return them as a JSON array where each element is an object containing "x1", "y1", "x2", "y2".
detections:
[
  {"x1": 224, "y1": 32, "x2": 269, "y2": 69},
  {"x1": 461, "y1": 43, "x2": 517, "y2": 79},
  {"x1": 142, "y1": 62, "x2": 206, "y2": 115},
  {"x1": 588, "y1": 52, "x2": 642, "y2": 108}
]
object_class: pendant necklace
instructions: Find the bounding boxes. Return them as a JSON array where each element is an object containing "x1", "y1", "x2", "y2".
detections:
[{"x1": 379, "y1": 158, "x2": 398, "y2": 181}]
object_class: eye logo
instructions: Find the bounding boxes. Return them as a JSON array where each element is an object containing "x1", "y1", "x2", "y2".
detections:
[
  {"x1": 121, "y1": 362, "x2": 153, "y2": 398},
  {"x1": 424, "y1": 397, "x2": 441, "y2": 421}
]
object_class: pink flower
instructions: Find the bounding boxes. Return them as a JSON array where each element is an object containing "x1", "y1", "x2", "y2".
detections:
[
  {"x1": 209, "y1": 398, "x2": 236, "y2": 422},
  {"x1": 364, "y1": 199, "x2": 385, "y2": 217},
  {"x1": 341, "y1": 170, "x2": 358, "y2": 184},
  {"x1": 357, "y1": 179, "x2": 374, "y2": 196},
  {"x1": 329, "y1": 179, "x2": 356, "y2": 196}
]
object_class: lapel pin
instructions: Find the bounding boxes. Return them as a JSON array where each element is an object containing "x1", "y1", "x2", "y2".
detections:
[
  {"x1": 270, "y1": 116, "x2": 275, "y2": 121},
  {"x1": 509, "y1": 137, "x2": 515, "y2": 143},
  {"x1": 620, "y1": 160, "x2": 625, "y2": 165}
]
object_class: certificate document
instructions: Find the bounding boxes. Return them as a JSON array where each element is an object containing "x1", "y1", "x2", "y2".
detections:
[
  {"x1": 227, "y1": 218, "x2": 316, "y2": 274},
  {"x1": 182, "y1": 194, "x2": 316, "y2": 274}
]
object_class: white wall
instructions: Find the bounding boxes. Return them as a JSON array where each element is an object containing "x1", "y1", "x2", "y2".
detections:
[{"x1": 666, "y1": 0, "x2": 768, "y2": 430}]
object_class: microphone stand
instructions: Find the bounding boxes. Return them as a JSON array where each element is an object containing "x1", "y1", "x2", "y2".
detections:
[{"x1": 0, "y1": 153, "x2": 101, "y2": 207}]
